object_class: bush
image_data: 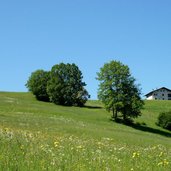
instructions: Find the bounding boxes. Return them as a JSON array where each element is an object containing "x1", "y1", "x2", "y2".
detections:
[
  {"x1": 157, "y1": 111, "x2": 171, "y2": 131},
  {"x1": 26, "y1": 70, "x2": 50, "y2": 101}
]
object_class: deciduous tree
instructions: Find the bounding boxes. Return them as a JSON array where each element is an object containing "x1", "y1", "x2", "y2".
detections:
[
  {"x1": 47, "y1": 63, "x2": 89, "y2": 106},
  {"x1": 97, "y1": 60, "x2": 144, "y2": 121}
]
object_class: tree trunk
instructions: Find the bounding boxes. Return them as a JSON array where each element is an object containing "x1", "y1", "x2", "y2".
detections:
[
  {"x1": 112, "y1": 107, "x2": 118, "y2": 120},
  {"x1": 112, "y1": 107, "x2": 115, "y2": 119},
  {"x1": 123, "y1": 109, "x2": 127, "y2": 121},
  {"x1": 115, "y1": 110, "x2": 118, "y2": 120},
  {"x1": 123, "y1": 113, "x2": 126, "y2": 121}
]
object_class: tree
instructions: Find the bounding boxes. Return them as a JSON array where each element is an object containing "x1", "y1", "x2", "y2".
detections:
[
  {"x1": 26, "y1": 70, "x2": 50, "y2": 101},
  {"x1": 157, "y1": 111, "x2": 171, "y2": 131},
  {"x1": 96, "y1": 60, "x2": 144, "y2": 121},
  {"x1": 47, "y1": 63, "x2": 89, "y2": 106}
]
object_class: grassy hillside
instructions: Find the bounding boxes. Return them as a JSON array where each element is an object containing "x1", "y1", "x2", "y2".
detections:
[{"x1": 0, "y1": 92, "x2": 171, "y2": 170}]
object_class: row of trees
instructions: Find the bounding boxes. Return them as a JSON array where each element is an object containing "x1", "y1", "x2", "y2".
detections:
[
  {"x1": 26, "y1": 63, "x2": 90, "y2": 106},
  {"x1": 26, "y1": 60, "x2": 144, "y2": 121}
]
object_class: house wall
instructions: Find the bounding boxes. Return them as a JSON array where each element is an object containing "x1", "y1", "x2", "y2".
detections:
[
  {"x1": 146, "y1": 89, "x2": 171, "y2": 100},
  {"x1": 146, "y1": 95, "x2": 154, "y2": 100}
]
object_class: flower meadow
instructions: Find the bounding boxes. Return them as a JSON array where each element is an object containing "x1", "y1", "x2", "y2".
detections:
[
  {"x1": 0, "y1": 92, "x2": 171, "y2": 170},
  {"x1": 0, "y1": 127, "x2": 170, "y2": 171}
]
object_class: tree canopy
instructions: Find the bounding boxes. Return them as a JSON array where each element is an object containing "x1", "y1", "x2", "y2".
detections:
[
  {"x1": 47, "y1": 63, "x2": 89, "y2": 106},
  {"x1": 26, "y1": 69, "x2": 50, "y2": 101},
  {"x1": 97, "y1": 60, "x2": 144, "y2": 121}
]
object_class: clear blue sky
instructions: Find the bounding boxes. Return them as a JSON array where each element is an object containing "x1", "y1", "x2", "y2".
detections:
[{"x1": 1, "y1": 0, "x2": 171, "y2": 99}]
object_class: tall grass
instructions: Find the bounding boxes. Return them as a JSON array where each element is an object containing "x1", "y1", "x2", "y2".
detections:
[{"x1": 0, "y1": 92, "x2": 171, "y2": 170}]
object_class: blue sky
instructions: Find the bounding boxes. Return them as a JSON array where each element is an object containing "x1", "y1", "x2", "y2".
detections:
[{"x1": 1, "y1": 0, "x2": 171, "y2": 99}]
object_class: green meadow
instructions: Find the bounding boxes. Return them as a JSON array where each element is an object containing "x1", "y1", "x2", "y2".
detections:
[{"x1": 0, "y1": 92, "x2": 171, "y2": 171}]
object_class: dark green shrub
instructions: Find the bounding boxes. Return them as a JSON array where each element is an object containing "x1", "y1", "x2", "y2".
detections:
[
  {"x1": 26, "y1": 70, "x2": 50, "y2": 101},
  {"x1": 157, "y1": 111, "x2": 171, "y2": 131}
]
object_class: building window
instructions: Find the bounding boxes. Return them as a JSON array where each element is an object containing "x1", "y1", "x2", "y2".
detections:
[
  {"x1": 168, "y1": 94, "x2": 171, "y2": 97},
  {"x1": 162, "y1": 94, "x2": 164, "y2": 96}
]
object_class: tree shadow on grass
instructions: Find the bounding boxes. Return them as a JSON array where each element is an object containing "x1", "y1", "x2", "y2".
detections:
[
  {"x1": 129, "y1": 122, "x2": 171, "y2": 137},
  {"x1": 112, "y1": 118, "x2": 171, "y2": 138},
  {"x1": 83, "y1": 105, "x2": 103, "y2": 109}
]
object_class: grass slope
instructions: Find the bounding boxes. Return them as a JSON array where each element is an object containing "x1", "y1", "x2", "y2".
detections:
[{"x1": 0, "y1": 92, "x2": 171, "y2": 170}]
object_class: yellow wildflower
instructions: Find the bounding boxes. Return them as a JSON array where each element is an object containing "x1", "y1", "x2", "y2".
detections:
[
  {"x1": 157, "y1": 159, "x2": 169, "y2": 166},
  {"x1": 54, "y1": 141, "x2": 59, "y2": 147},
  {"x1": 132, "y1": 152, "x2": 140, "y2": 158},
  {"x1": 163, "y1": 159, "x2": 169, "y2": 166}
]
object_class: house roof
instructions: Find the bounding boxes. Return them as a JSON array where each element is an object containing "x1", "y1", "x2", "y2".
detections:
[{"x1": 145, "y1": 87, "x2": 171, "y2": 97}]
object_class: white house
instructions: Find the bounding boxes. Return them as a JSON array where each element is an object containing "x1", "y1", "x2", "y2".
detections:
[{"x1": 145, "y1": 87, "x2": 171, "y2": 100}]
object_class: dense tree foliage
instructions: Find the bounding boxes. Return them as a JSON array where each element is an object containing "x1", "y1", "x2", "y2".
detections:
[
  {"x1": 97, "y1": 60, "x2": 144, "y2": 121},
  {"x1": 157, "y1": 111, "x2": 171, "y2": 131},
  {"x1": 47, "y1": 63, "x2": 89, "y2": 106},
  {"x1": 26, "y1": 70, "x2": 50, "y2": 101}
]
